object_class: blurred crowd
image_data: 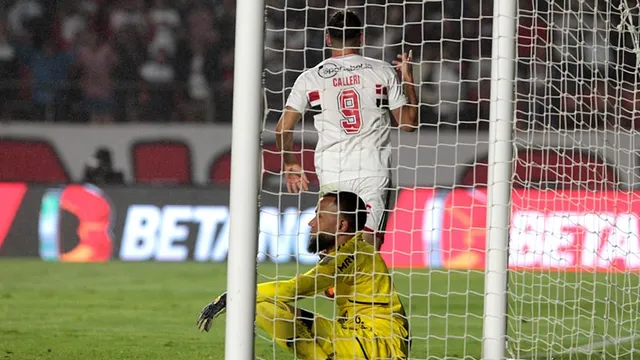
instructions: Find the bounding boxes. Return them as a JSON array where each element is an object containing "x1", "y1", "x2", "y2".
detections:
[
  {"x1": 264, "y1": 0, "x2": 640, "y2": 131},
  {"x1": 0, "y1": 0, "x2": 235, "y2": 123},
  {"x1": 2, "y1": 0, "x2": 640, "y2": 130}
]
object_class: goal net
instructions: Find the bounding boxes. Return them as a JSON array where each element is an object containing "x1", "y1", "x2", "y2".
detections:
[{"x1": 257, "y1": 0, "x2": 640, "y2": 359}]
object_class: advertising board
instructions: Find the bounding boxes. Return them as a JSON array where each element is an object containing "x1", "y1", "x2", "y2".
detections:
[
  {"x1": 0, "y1": 184, "x2": 320, "y2": 264},
  {"x1": 406, "y1": 187, "x2": 640, "y2": 272},
  {"x1": 2, "y1": 183, "x2": 640, "y2": 272}
]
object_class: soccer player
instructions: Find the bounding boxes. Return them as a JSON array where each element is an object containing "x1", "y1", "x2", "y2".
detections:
[
  {"x1": 275, "y1": 9, "x2": 419, "y2": 251},
  {"x1": 197, "y1": 191, "x2": 410, "y2": 360}
]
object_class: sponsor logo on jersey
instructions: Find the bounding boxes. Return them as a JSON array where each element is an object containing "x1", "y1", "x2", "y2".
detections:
[
  {"x1": 337, "y1": 254, "x2": 355, "y2": 272},
  {"x1": 317, "y1": 63, "x2": 373, "y2": 78}
]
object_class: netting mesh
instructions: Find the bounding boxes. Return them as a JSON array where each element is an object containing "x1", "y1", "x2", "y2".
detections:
[{"x1": 259, "y1": 0, "x2": 640, "y2": 359}]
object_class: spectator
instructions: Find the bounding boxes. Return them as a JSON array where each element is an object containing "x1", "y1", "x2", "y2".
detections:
[
  {"x1": 214, "y1": 0, "x2": 235, "y2": 122},
  {"x1": 421, "y1": 43, "x2": 464, "y2": 126},
  {"x1": 75, "y1": 30, "x2": 118, "y2": 123},
  {"x1": 464, "y1": 38, "x2": 492, "y2": 125},
  {"x1": 515, "y1": 4, "x2": 551, "y2": 129},
  {"x1": 111, "y1": 26, "x2": 145, "y2": 122},
  {"x1": 187, "y1": 0, "x2": 216, "y2": 46},
  {"x1": 7, "y1": 0, "x2": 43, "y2": 42},
  {"x1": 83, "y1": 147, "x2": 124, "y2": 184},
  {"x1": 18, "y1": 36, "x2": 74, "y2": 122},
  {"x1": 54, "y1": 2, "x2": 87, "y2": 51},
  {"x1": 0, "y1": 17, "x2": 20, "y2": 120},
  {"x1": 148, "y1": 0, "x2": 181, "y2": 58},
  {"x1": 139, "y1": 48, "x2": 176, "y2": 122},
  {"x1": 175, "y1": 36, "x2": 221, "y2": 122},
  {"x1": 109, "y1": 0, "x2": 147, "y2": 36}
]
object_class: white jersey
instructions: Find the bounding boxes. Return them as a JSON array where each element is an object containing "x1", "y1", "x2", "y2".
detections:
[{"x1": 285, "y1": 54, "x2": 407, "y2": 185}]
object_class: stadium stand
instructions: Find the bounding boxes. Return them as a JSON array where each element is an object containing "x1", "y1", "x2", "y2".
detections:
[
  {"x1": 132, "y1": 140, "x2": 192, "y2": 184},
  {"x1": 460, "y1": 149, "x2": 618, "y2": 190},
  {"x1": 0, "y1": 138, "x2": 70, "y2": 183},
  {"x1": 209, "y1": 142, "x2": 318, "y2": 186}
]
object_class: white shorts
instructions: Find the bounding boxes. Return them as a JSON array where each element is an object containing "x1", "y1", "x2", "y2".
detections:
[{"x1": 319, "y1": 177, "x2": 391, "y2": 239}]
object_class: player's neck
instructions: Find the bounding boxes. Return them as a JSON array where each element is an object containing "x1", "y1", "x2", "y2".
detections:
[
  {"x1": 330, "y1": 49, "x2": 359, "y2": 58},
  {"x1": 329, "y1": 234, "x2": 353, "y2": 252}
]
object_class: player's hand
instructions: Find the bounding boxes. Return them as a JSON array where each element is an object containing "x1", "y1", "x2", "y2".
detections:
[
  {"x1": 392, "y1": 49, "x2": 414, "y2": 82},
  {"x1": 197, "y1": 293, "x2": 227, "y2": 332},
  {"x1": 283, "y1": 163, "x2": 309, "y2": 193}
]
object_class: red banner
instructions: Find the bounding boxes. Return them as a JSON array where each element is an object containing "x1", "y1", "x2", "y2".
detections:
[
  {"x1": 509, "y1": 189, "x2": 640, "y2": 271},
  {"x1": 381, "y1": 188, "x2": 436, "y2": 268},
  {"x1": 0, "y1": 183, "x2": 27, "y2": 249},
  {"x1": 440, "y1": 188, "x2": 488, "y2": 270},
  {"x1": 385, "y1": 188, "x2": 640, "y2": 272}
]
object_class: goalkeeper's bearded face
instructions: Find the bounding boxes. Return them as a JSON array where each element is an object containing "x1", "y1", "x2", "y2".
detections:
[
  {"x1": 307, "y1": 197, "x2": 340, "y2": 254},
  {"x1": 307, "y1": 233, "x2": 334, "y2": 254}
]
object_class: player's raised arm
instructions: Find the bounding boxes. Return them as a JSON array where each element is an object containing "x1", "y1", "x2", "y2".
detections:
[
  {"x1": 276, "y1": 107, "x2": 309, "y2": 193},
  {"x1": 276, "y1": 73, "x2": 310, "y2": 193},
  {"x1": 390, "y1": 50, "x2": 418, "y2": 132},
  {"x1": 275, "y1": 106, "x2": 302, "y2": 165},
  {"x1": 276, "y1": 106, "x2": 302, "y2": 160}
]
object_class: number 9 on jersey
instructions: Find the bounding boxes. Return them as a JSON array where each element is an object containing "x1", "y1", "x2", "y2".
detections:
[{"x1": 338, "y1": 88, "x2": 363, "y2": 134}]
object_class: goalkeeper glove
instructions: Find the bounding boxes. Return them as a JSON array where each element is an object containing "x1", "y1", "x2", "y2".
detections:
[{"x1": 197, "y1": 293, "x2": 227, "y2": 332}]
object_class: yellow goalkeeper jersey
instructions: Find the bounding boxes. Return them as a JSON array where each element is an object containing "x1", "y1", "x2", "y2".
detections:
[{"x1": 256, "y1": 232, "x2": 409, "y2": 337}]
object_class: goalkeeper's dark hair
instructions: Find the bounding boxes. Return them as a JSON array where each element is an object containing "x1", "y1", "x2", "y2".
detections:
[
  {"x1": 323, "y1": 191, "x2": 367, "y2": 233},
  {"x1": 327, "y1": 10, "x2": 362, "y2": 44}
]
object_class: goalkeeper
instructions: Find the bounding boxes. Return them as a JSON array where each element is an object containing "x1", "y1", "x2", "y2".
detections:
[{"x1": 197, "y1": 191, "x2": 410, "y2": 360}]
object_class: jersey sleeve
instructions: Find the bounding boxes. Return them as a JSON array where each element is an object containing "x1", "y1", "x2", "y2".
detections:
[
  {"x1": 255, "y1": 241, "x2": 356, "y2": 303},
  {"x1": 284, "y1": 72, "x2": 310, "y2": 114},
  {"x1": 386, "y1": 65, "x2": 408, "y2": 111}
]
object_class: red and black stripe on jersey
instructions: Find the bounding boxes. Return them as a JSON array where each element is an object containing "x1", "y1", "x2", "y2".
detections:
[
  {"x1": 375, "y1": 85, "x2": 389, "y2": 108},
  {"x1": 308, "y1": 90, "x2": 322, "y2": 113},
  {"x1": 307, "y1": 86, "x2": 388, "y2": 111}
]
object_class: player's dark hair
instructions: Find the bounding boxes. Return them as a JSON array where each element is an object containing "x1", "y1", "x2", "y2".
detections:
[
  {"x1": 327, "y1": 10, "x2": 362, "y2": 44},
  {"x1": 324, "y1": 191, "x2": 367, "y2": 233}
]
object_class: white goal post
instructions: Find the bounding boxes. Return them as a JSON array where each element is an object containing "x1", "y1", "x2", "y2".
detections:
[
  {"x1": 483, "y1": 0, "x2": 516, "y2": 359},
  {"x1": 228, "y1": 0, "x2": 640, "y2": 359},
  {"x1": 225, "y1": 0, "x2": 264, "y2": 358}
]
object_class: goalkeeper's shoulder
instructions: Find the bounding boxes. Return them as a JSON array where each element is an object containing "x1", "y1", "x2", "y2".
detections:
[
  {"x1": 332, "y1": 233, "x2": 368, "y2": 257},
  {"x1": 351, "y1": 232, "x2": 376, "y2": 255},
  {"x1": 337, "y1": 233, "x2": 377, "y2": 266},
  {"x1": 318, "y1": 233, "x2": 375, "y2": 272}
]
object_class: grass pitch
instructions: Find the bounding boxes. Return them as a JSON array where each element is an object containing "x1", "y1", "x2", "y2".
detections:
[{"x1": 0, "y1": 260, "x2": 639, "y2": 359}]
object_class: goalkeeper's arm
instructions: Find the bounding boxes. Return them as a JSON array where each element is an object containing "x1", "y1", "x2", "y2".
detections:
[
  {"x1": 197, "y1": 249, "x2": 356, "y2": 332},
  {"x1": 256, "y1": 250, "x2": 356, "y2": 303},
  {"x1": 256, "y1": 259, "x2": 334, "y2": 303},
  {"x1": 197, "y1": 263, "x2": 336, "y2": 332}
]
